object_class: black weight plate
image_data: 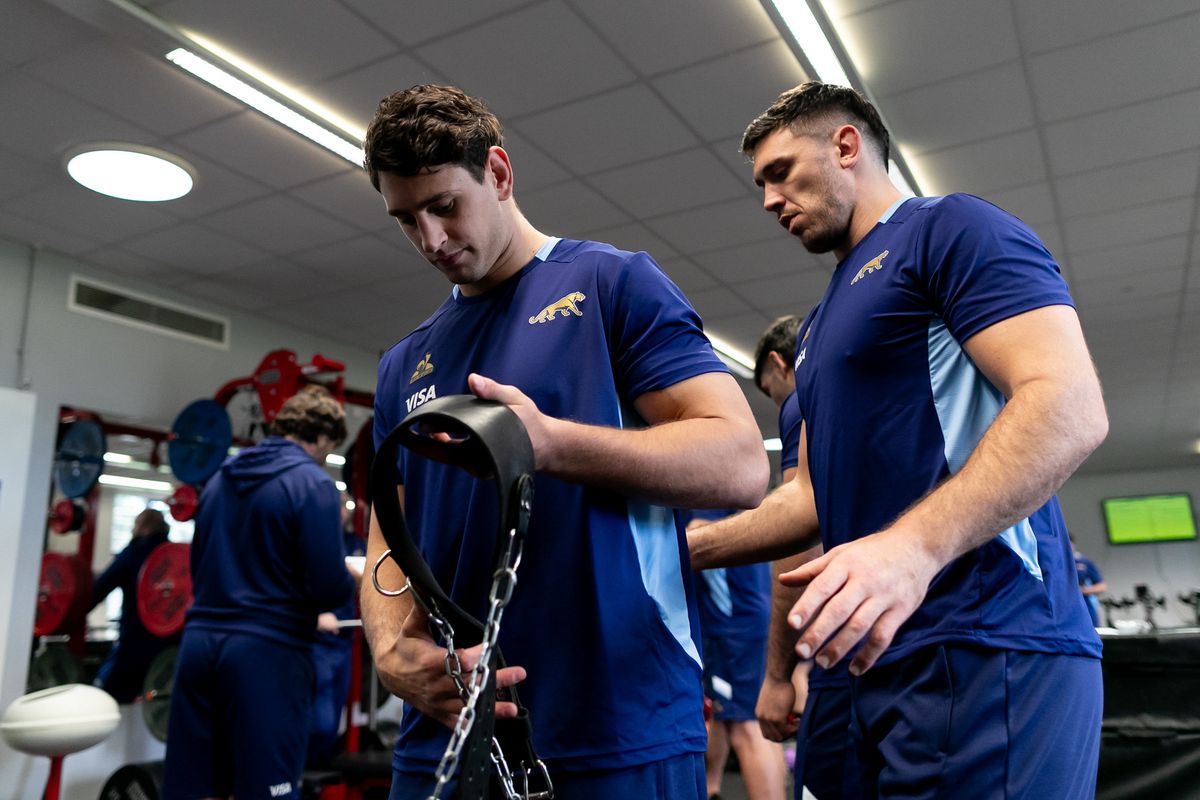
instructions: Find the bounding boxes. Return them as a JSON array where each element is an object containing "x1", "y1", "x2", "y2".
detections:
[
  {"x1": 141, "y1": 646, "x2": 177, "y2": 743},
  {"x1": 168, "y1": 400, "x2": 233, "y2": 485},
  {"x1": 98, "y1": 761, "x2": 163, "y2": 800},
  {"x1": 54, "y1": 420, "x2": 105, "y2": 499},
  {"x1": 27, "y1": 644, "x2": 83, "y2": 693}
]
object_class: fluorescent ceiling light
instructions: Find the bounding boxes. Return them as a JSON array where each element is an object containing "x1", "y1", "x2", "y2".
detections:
[
  {"x1": 335, "y1": 480, "x2": 348, "y2": 492},
  {"x1": 103, "y1": 452, "x2": 133, "y2": 464},
  {"x1": 165, "y1": 47, "x2": 364, "y2": 166},
  {"x1": 707, "y1": 333, "x2": 755, "y2": 379},
  {"x1": 66, "y1": 144, "x2": 194, "y2": 202},
  {"x1": 326, "y1": 453, "x2": 347, "y2": 466},
  {"x1": 764, "y1": 437, "x2": 783, "y2": 452},
  {"x1": 99, "y1": 474, "x2": 174, "y2": 492}
]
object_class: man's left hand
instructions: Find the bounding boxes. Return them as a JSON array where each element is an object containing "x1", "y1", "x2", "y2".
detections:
[{"x1": 467, "y1": 373, "x2": 558, "y2": 469}]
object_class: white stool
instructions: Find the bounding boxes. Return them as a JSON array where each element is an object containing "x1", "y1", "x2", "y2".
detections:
[{"x1": 1, "y1": 684, "x2": 121, "y2": 800}]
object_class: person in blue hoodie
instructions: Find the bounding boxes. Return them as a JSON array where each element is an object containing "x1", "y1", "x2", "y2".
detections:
[
  {"x1": 90, "y1": 507, "x2": 176, "y2": 703},
  {"x1": 162, "y1": 386, "x2": 357, "y2": 800}
]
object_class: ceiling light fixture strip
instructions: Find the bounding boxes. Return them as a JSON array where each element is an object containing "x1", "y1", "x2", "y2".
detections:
[{"x1": 762, "y1": 0, "x2": 922, "y2": 197}]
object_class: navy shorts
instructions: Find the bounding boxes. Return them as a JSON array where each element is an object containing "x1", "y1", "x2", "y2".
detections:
[
  {"x1": 852, "y1": 644, "x2": 1102, "y2": 799},
  {"x1": 162, "y1": 629, "x2": 315, "y2": 800},
  {"x1": 793, "y1": 684, "x2": 859, "y2": 800},
  {"x1": 388, "y1": 752, "x2": 705, "y2": 800},
  {"x1": 703, "y1": 634, "x2": 766, "y2": 721}
]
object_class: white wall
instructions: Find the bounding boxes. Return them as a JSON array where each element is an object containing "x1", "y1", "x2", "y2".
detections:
[
  {"x1": 1057, "y1": 465, "x2": 1200, "y2": 629},
  {"x1": 0, "y1": 235, "x2": 382, "y2": 797}
]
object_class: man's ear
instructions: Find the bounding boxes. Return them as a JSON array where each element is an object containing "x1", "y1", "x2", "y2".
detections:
[
  {"x1": 768, "y1": 350, "x2": 790, "y2": 373},
  {"x1": 486, "y1": 146, "x2": 515, "y2": 201},
  {"x1": 832, "y1": 123, "x2": 863, "y2": 169}
]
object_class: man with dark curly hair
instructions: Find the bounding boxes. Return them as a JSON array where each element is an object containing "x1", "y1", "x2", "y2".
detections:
[{"x1": 163, "y1": 386, "x2": 357, "y2": 800}]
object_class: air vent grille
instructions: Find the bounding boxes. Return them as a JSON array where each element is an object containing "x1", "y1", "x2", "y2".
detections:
[{"x1": 69, "y1": 275, "x2": 229, "y2": 349}]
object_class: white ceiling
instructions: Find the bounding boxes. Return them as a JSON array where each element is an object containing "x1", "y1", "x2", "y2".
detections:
[{"x1": 3, "y1": 0, "x2": 1199, "y2": 474}]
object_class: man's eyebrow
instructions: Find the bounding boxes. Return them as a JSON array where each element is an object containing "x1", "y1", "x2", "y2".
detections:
[{"x1": 389, "y1": 191, "x2": 452, "y2": 218}]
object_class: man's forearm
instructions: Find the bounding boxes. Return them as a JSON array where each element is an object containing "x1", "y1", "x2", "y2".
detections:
[
  {"x1": 764, "y1": 550, "x2": 817, "y2": 681},
  {"x1": 689, "y1": 478, "x2": 821, "y2": 570},
  {"x1": 895, "y1": 376, "x2": 1107, "y2": 569}
]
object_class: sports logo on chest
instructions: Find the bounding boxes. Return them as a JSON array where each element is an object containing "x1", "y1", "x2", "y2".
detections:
[
  {"x1": 528, "y1": 291, "x2": 586, "y2": 324},
  {"x1": 406, "y1": 384, "x2": 437, "y2": 413},
  {"x1": 850, "y1": 250, "x2": 890, "y2": 285}
]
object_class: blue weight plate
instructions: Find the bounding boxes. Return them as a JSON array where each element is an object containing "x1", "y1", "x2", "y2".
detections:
[
  {"x1": 54, "y1": 420, "x2": 106, "y2": 498},
  {"x1": 168, "y1": 399, "x2": 233, "y2": 485}
]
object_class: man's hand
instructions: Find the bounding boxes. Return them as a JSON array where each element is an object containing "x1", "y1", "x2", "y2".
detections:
[
  {"x1": 780, "y1": 527, "x2": 941, "y2": 676},
  {"x1": 316, "y1": 612, "x2": 340, "y2": 634},
  {"x1": 757, "y1": 673, "x2": 800, "y2": 742},
  {"x1": 467, "y1": 373, "x2": 559, "y2": 470},
  {"x1": 372, "y1": 604, "x2": 528, "y2": 729}
]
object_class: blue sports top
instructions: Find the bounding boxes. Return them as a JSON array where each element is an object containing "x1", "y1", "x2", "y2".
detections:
[
  {"x1": 374, "y1": 238, "x2": 727, "y2": 772},
  {"x1": 687, "y1": 509, "x2": 770, "y2": 641},
  {"x1": 187, "y1": 438, "x2": 355, "y2": 649},
  {"x1": 778, "y1": 392, "x2": 802, "y2": 474},
  {"x1": 792, "y1": 194, "x2": 1101, "y2": 664}
]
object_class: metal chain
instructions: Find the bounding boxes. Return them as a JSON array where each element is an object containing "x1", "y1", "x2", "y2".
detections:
[{"x1": 424, "y1": 520, "x2": 540, "y2": 800}]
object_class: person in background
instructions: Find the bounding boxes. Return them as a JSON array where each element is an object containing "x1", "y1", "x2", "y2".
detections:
[
  {"x1": 90, "y1": 507, "x2": 176, "y2": 703},
  {"x1": 1072, "y1": 534, "x2": 1108, "y2": 627}
]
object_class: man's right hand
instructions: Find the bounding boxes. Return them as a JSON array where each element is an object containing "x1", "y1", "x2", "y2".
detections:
[
  {"x1": 756, "y1": 665, "x2": 805, "y2": 742},
  {"x1": 373, "y1": 604, "x2": 528, "y2": 729}
]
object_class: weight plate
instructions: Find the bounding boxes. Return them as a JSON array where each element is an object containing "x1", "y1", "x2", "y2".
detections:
[
  {"x1": 136, "y1": 543, "x2": 192, "y2": 638},
  {"x1": 34, "y1": 553, "x2": 78, "y2": 637},
  {"x1": 141, "y1": 647, "x2": 177, "y2": 744},
  {"x1": 168, "y1": 399, "x2": 232, "y2": 485},
  {"x1": 27, "y1": 643, "x2": 83, "y2": 693},
  {"x1": 99, "y1": 761, "x2": 164, "y2": 800},
  {"x1": 54, "y1": 420, "x2": 105, "y2": 499},
  {"x1": 166, "y1": 484, "x2": 198, "y2": 522},
  {"x1": 48, "y1": 499, "x2": 86, "y2": 534}
]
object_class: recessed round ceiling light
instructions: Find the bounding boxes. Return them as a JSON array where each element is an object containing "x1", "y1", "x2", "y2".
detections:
[{"x1": 65, "y1": 143, "x2": 195, "y2": 202}]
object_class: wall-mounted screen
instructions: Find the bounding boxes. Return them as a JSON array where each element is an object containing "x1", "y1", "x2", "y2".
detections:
[{"x1": 1102, "y1": 493, "x2": 1197, "y2": 545}]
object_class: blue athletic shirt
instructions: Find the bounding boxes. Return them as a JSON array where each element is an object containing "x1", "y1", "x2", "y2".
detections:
[
  {"x1": 687, "y1": 508, "x2": 770, "y2": 641},
  {"x1": 778, "y1": 392, "x2": 802, "y2": 474},
  {"x1": 374, "y1": 238, "x2": 725, "y2": 772},
  {"x1": 187, "y1": 437, "x2": 355, "y2": 649},
  {"x1": 792, "y1": 194, "x2": 1101, "y2": 665}
]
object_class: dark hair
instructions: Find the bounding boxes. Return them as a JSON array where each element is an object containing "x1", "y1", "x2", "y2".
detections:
[
  {"x1": 754, "y1": 315, "x2": 802, "y2": 388},
  {"x1": 137, "y1": 508, "x2": 169, "y2": 537},
  {"x1": 363, "y1": 84, "x2": 503, "y2": 190},
  {"x1": 270, "y1": 385, "x2": 347, "y2": 446},
  {"x1": 741, "y1": 82, "x2": 889, "y2": 167}
]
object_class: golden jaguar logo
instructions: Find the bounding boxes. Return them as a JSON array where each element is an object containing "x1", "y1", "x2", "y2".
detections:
[
  {"x1": 529, "y1": 292, "x2": 586, "y2": 324},
  {"x1": 850, "y1": 250, "x2": 890, "y2": 285},
  {"x1": 409, "y1": 352, "x2": 434, "y2": 383}
]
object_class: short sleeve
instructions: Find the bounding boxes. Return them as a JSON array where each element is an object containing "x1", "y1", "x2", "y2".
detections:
[
  {"x1": 919, "y1": 194, "x2": 1075, "y2": 344},
  {"x1": 778, "y1": 392, "x2": 802, "y2": 473}
]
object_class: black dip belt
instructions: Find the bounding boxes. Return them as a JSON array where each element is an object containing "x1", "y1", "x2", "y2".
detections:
[{"x1": 371, "y1": 395, "x2": 552, "y2": 800}]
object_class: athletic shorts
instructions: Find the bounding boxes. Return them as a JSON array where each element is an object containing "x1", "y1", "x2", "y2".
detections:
[
  {"x1": 162, "y1": 629, "x2": 315, "y2": 800},
  {"x1": 852, "y1": 644, "x2": 1102, "y2": 799},
  {"x1": 703, "y1": 633, "x2": 766, "y2": 722},
  {"x1": 387, "y1": 752, "x2": 705, "y2": 800},
  {"x1": 793, "y1": 684, "x2": 859, "y2": 800}
]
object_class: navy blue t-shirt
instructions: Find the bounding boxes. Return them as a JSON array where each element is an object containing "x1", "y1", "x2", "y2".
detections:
[
  {"x1": 778, "y1": 392, "x2": 802, "y2": 474},
  {"x1": 688, "y1": 508, "x2": 770, "y2": 641},
  {"x1": 374, "y1": 238, "x2": 727, "y2": 771},
  {"x1": 792, "y1": 194, "x2": 1100, "y2": 664}
]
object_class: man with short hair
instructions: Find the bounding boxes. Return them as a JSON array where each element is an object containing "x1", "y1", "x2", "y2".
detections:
[
  {"x1": 163, "y1": 386, "x2": 357, "y2": 800},
  {"x1": 359, "y1": 84, "x2": 768, "y2": 800},
  {"x1": 90, "y1": 507, "x2": 175, "y2": 703},
  {"x1": 689, "y1": 82, "x2": 1108, "y2": 798}
]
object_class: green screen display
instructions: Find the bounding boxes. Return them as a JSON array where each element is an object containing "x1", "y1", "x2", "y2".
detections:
[{"x1": 1102, "y1": 494, "x2": 1197, "y2": 544}]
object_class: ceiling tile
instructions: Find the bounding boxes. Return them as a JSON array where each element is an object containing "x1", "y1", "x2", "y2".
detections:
[
  {"x1": 1012, "y1": 0, "x2": 1200, "y2": 54},
  {"x1": 310, "y1": 54, "x2": 446, "y2": 134},
  {"x1": 519, "y1": 84, "x2": 699, "y2": 175},
  {"x1": 345, "y1": 0, "x2": 536, "y2": 47},
  {"x1": 79, "y1": 245, "x2": 197, "y2": 286},
  {"x1": 520, "y1": 181, "x2": 630, "y2": 239},
  {"x1": 0, "y1": 0, "x2": 97, "y2": 66},
  {"x1": 1063, "y1": 198, "x2": 1194, "y2": 254},
  {"x1": 735, "y1": 270, "x2": 833, "y2": 311},
  {"x1": 156, "y1": 0, "x2": 396, "y2": 84},
  {"x1": 1043, "y1": 89, "x2": 1200, "y2": 176},
  {"x1": 417, "y1": 1, "x2": 635, "y2": 118},
  {"x1": 0, "y1": 146, "x2": 59, "y2": 203},
  {"x1": 658, "y1": 257, "x2": 720, "y2": 295},
  {"x1": 1029, "y1": 13, "x2": 1200, "y2": 123},
  {"x1": 206, "y1": 257, "x2": 330, "y2": 304},
  {"x1": 1063, "y1": 235, "x2": 1190, "y2": 282},
  {"x1": 695, "y1": 236, "x2": 833, "y2": 283},
  {"x1": 0, "y1": 211, "x2": 101, "y2": 256},
  {"x1": 122, "y1": 223, "x2": 270, "y2": 275},
  {"x1": 200, "y1": 194, "x2": 358, "y2": 255},
  {"x1": 708, "y1": 136, "x2": 758, "y2": 191},
  {"x1": 291, "y1": 234, "x2": 427, "y2": 285},
  {"x1": 1072, "y1": 266, "x2": 1185, "y2": 307},
  {"x1": 149, "y1": 147, "x2": 272, "y2": 220},
  {"x1": 587, "y1": 147, "x2": 748, "y2": 219},
  {"x1": 687, "y1": 285, "x2": 752, "y2": 319},
  {"x1": 647, "y1": 199, "x2": 782, "y2": 256},
  {"x1": 984, "y1": 182, "x2": 1057, "y2": 227},
  {"x1": 499, "y1": 128, "x2": 573, "y2": 193},
  {"x1": 11, "y1": 183, "x2": 176, "y2": 246},
  {"x1": 835, "y1": 0, "x2": 1019, "y2": 97},
  {"x1": 1057, "y1": 151, "x2": 1200, "y2": 221},
  {"x1": 572, "y1": 0, "x2": 777, "y2": 76},
  {"x1": 176, "y1": 111, "x2": 352, "y2": 191},
  {"x1": 917, "y1": 129, "x2": 1047, "y2": 196},
  {"x1": 653, "y1": 41, "x2": 806, "y2": 143},
  {"x1": 174, "y1": 274, "x2": 274, "y2": 313},
  {"x1": 289, "y1": 170, "x2": 394, "y2": 233},
  {"x1": 29, "y1": 40, "x2": 243, "y2": 137},
  {"x1": 578, "y1": 222, "x2": 681, "y2": 262},
  {"x1": 881, "y1": 62, "x2": 1034, "y2": 156}
]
